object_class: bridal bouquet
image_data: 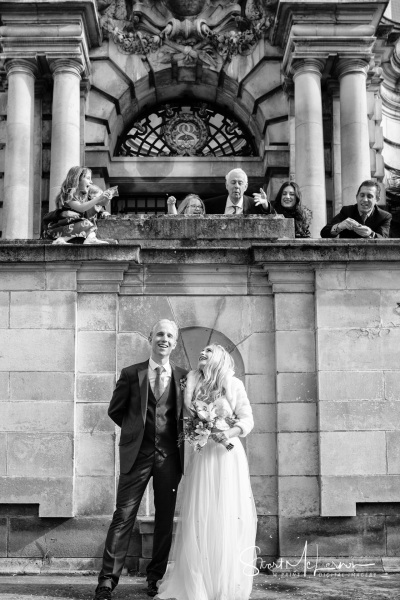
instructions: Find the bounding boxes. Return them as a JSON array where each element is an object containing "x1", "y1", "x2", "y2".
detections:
[{"x1": 180, "y1": 399, "x2": 234, "y2": 452}]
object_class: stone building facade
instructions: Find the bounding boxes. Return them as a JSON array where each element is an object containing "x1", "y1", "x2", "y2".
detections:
[{"x1": 0, "y1": 0, "x2": 400, "y2": 575}]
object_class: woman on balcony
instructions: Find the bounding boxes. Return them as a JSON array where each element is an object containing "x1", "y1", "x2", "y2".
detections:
[{"x1": 273, "y1": 181, "x2": 312, "y2": 238}]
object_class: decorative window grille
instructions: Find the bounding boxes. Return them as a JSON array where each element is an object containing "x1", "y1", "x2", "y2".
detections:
[{"x1": 116, "y1": 103, "x2": 256, "y2": 157}]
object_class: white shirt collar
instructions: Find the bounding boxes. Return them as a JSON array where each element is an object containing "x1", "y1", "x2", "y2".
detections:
[
  {"x1": 225, "y1": 195, "x2": 244, "y2": 214},
  {"x1": 149, "y1": 357, "x2": 171, "y2": 375}
]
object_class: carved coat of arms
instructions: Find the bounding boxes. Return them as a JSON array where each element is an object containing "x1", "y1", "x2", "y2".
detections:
[{"x1": 97, "y1": 0, "x2": 277, "y2": 71}]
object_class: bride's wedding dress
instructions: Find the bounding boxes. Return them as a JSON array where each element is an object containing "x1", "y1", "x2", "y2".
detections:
[{"x1": 157, "y1": 374, "x2": 257, "y2": 600}]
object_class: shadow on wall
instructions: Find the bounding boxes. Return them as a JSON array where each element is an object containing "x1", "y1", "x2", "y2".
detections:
[{"x1": 171, "y1": 326, "x2": 245, "y2": 381}]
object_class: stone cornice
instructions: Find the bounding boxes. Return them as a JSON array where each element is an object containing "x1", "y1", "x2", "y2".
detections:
[
  {"x1": 272, "y1": 1, "x2": 386, "y2": 78},
  {"x1": 1, "y1": 241, "x2": 400, "y2": 265},
  {"x1": 273, "y1": 0, "x2": 387, "y2": 47},
  {"x1": 0, "y1": 0, "x2": 101, "y2": 77}
]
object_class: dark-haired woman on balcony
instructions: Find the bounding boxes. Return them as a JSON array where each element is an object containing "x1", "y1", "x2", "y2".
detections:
[{"x1": 273, "y1": 181, "x2": 312, "y2": 238}]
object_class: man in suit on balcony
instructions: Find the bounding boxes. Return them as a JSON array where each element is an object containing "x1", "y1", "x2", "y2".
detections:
[
  {"x1": 320, "y1": 180, "x2": 392, "y2": 238},
  {"x1": 205, "y1": 168, "x2": 276, "y2": 215}
]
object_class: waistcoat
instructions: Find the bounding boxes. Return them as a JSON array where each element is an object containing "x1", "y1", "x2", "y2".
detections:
[{"x1": 140, "y1": 377, "x2": 178, "y2": 457}]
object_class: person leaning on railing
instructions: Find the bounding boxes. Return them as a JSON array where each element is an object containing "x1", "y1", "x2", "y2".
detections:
[{"x1": 320, "y1": 180, "x2": 392, "y2": 239}]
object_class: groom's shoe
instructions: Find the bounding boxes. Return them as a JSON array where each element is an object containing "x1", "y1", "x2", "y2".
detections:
[
  {"x1": 146, "y1": 580, "x2": 158, "y2": 597},
  {"x1": 93, "y1": 585, "x2": 112, "y2": 600}
]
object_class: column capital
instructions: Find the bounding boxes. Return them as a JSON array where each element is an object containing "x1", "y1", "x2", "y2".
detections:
[
  {"x1": 4, "y1": 58, "x2": 38, "y2": 79},
  {"x1": 291, "y1": 58, "x2": 325, "y2": 79},
  {"x1": 49, "y1": 59, "x2": 84, "y2": 78},
  {"x1": 336, "y1": 57, "x2": 370, "y2": 79}
]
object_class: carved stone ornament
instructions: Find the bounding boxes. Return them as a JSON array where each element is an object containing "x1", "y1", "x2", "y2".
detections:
[
  {"x1": 163, "y1": 111, "x2": 209, "y2": 155},
  {"x1": 97, "y1": 0, "x2": 277, "y2": 70}
]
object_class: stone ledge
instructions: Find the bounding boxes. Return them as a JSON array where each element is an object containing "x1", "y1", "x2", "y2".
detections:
[{"x1": 0, "y1": 240, "x2": 400, "y2": 264}]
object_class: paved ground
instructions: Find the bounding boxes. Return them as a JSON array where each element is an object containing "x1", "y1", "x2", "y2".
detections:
[{"x1": 0, "y1": 574, "x2": 399, "y2": 600}]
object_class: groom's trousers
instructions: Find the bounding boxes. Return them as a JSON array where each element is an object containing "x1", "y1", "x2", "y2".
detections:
[{"x1": 98, "y1": 450, "x2": 182, "y2": 590}]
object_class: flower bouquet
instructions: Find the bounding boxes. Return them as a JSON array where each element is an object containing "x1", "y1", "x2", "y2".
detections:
[{"x1": 179, "y1": 399, "x2": 234, "y2": 452}]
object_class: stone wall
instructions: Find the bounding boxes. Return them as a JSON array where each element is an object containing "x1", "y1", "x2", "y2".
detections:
[{"x1": 0, "y1": 232, "x2": 400, "y2": 573}]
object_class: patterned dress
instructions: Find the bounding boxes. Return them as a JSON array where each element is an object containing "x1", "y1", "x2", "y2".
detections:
[{"x1": 43, "y1": 198, "x2": 98, "y2": 241}]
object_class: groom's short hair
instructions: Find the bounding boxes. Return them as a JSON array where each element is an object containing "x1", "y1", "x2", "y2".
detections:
[{"x1": 149, "y1": 319, "x2": 179, "y2": 341}]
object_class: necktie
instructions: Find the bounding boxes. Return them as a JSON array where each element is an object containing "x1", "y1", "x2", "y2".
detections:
[
  {"x1": 361, "y1": 213, "x2": 367, "y2": 224},
  {"x1": 154, "y1": 366, "x2": 164, "y2": 400},
  {"x1": 232, "y1": 205, "x2": 238, "y2": 214}
]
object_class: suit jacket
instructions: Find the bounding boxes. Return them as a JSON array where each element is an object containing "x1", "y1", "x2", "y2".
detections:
[
  {"x1": 108, "y1": 360, "x2": 188, "y2": 474},
  {"x1": 205, "y1": 194, "x2": 276, "y2": 216},
  {"x1": 320, "y1": 204, "x2": 392, "y2": 239}
]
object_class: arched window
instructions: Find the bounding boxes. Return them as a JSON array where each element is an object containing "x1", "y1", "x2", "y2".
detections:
[{"x1": 116, "y1": 102, "x2": 257, "y2": 157}]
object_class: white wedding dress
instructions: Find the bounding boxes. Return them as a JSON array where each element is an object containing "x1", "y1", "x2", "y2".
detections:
[{"x1": 157, "y1": 374, "x2": 257, "y2": 600}]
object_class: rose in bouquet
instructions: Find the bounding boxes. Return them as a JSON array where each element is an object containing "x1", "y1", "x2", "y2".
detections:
[{"x1": 179, "y1": 399, "x2": 234, "y2": 452}]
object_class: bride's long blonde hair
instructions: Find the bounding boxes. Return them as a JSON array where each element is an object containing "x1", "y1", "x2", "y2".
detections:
[{"x1": 193, "y1": 344, "x2": 234, "y2": 401}]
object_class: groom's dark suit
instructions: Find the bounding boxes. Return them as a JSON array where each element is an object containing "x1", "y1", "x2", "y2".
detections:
[{"x1": 98, "y1": 359, "x2": 187, "y2": 590}]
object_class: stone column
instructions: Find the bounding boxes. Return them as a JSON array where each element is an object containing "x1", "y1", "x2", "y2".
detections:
[
  {"x1": 292, "y1": 59, "x2": 326, "y2": 237},
  {"x1": 327, "y1": 82, "x2": 342, "y2": 215},
  {"x1": 3, "y1": 59, "x2": 38, "y2": 239},
  {"x1": 49, "y1": 59, "x2": 83, "y2": 209},
  {"x1": 337, "y1": 58, "x2": 370, "y2": 206}
]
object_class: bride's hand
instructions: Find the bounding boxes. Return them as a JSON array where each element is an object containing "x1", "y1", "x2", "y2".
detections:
[{"x1": 211, "y1": 431, "x2": 230, "y2": 444}]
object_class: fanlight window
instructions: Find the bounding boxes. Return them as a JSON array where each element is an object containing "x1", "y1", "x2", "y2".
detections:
[{"x1": 116, "y1": 103, "x2": 256, "y2": 157}]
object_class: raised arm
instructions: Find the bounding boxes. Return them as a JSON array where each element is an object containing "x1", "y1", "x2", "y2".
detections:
[{"x1": 167, "y1": 196, "x2": 178, "y2": 215}]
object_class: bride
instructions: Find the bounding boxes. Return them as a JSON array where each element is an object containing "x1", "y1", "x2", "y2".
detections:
[{"x1": 157, "y1": 344, "x2": 257, "y2": 600}]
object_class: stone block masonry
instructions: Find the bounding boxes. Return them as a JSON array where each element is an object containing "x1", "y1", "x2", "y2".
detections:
[{"x1": 0, "y1": 235, "x2": 400, "y2": 570}]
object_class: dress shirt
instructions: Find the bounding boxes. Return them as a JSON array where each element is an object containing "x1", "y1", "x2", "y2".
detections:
[
  {"x1": 148, "y1": 358, "x2": 172, "y2": 395},
  {"x1": 224, "y1": 196, "x2": 244, "y2": 215}
]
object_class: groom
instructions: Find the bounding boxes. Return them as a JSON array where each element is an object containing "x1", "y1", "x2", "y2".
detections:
[{"x1": 93, "y1": 319, "x2": 187, "y2": 600}]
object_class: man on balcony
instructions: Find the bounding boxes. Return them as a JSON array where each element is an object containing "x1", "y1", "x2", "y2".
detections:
[
  {"x1": 320, "y1": 180, "x2": 392, "y2": 239},
  {"x1": 205, "y1": 168, "x2": 276, "y2": 215}
]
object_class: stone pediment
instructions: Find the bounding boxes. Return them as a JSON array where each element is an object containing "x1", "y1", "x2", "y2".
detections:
[{"x1": 97, "y1": 0, "x2": 278, "y2": 70}]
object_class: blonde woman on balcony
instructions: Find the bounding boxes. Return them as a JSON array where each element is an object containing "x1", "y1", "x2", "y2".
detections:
[
  {"x1": 166, "y1": 194, "x2": 206, "y2": 215},
  {"x1": 43, "y1": 166, "x2": 117, "y2": 244}
]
